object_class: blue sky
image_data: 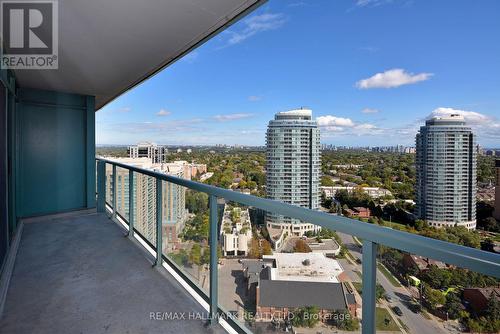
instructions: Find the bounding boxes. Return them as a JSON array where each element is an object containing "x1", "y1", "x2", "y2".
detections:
[{"x1": 96, "y1": 0, "x2": 500, "y2": 147}]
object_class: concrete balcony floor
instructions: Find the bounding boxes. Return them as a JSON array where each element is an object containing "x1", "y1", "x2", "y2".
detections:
[{"x1": 0, "y1": 211, "x2": 223, "y2": 334}]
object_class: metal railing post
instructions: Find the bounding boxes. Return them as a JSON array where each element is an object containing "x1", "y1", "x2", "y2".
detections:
[
  {"x1": 154, "y1": 178, "x2": 163, "y2": 267},
  {"x1": 127, "y1": 170, "x2": 134, "y2": 238},
  {"x1": 112, "y1": 164, "x2": 117, "y2": 219},
  {"x1": 209, "y1": 195, "x2": 219, "y2": 325},
  {"x1": 97, "y1": 160, "x2": 106, "y2": 212},
  {"x1": 362, "y1": 240, "x2": 378, "y2": 334}
]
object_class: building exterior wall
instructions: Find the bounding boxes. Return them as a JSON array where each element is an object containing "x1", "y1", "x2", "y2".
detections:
[
  {"x1": 463, "y1": 289, "x2": 490, "y2": 313},
  {"x1": 415, "y1": 115, "x2": 477, "y2": 229},
  {"x1": 266, "y1": 109, "x2": 320, "y2": 235},
  {"x1": 321, "y1": 186, "x2": 392, "y2": 199},
  {"x1": 220, "y1": 205, "x2": 252, "y2": 256},
  {"x1": 128, "y1": 142, "x2": 167, "y2": 163},
  {"x1": 106, "y1": 158, "x2": 187, "y2": 250}
]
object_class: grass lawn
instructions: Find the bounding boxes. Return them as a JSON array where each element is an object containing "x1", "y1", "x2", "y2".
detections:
[
  {"x1": 377, "y1": 262, "x2": 402, "y2": 287},
  {"x1": 352, "y1": 282, "x2": 362, "y2": 294},
  {"x1": 376, "y1": 307, "x2": 400, "y2": 332},
  {"x1": 380, "y1": 219, "x2": 408, "y2": 230},
  {"x1": 351, "y1": 281, "x2": 386, "y2": 301},
  {"x1": 396, "y1": 318, "x2": 409, "y2": 332},
  {"x1": 353, "y1": 270, "x2": 362, "y2": 280}
]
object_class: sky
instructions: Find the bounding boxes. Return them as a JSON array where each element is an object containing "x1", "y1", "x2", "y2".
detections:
[{"x1": 96, "y1": 0, "x2": 500, "y2": 147}]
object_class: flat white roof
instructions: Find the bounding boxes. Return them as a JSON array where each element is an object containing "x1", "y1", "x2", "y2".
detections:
[
  {"x1": 276, "y1": 109, "x2": 312, "y2": 117},
  {"x1": 263, "y1": 252, "x2": 343, "y2": 283},
  {"x1": 105, "y1": 157, "x2": 184, "y2": 176}
]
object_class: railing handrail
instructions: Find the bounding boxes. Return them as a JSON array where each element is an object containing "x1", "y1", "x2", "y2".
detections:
[{"x1": 95, "y1": 157, "x2": 500, "y2": 279}]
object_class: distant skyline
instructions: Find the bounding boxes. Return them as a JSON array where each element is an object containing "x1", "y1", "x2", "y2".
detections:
[{"x1": 96, "y1": 0, "x2": 500, "y2": 147}]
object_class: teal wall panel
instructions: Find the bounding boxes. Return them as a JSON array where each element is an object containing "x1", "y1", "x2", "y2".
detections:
[{"x1": 16, "y1": 88, "x2": 95, "y2": 218}]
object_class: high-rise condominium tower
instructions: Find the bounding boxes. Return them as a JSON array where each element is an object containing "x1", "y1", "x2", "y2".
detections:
[
  {"x1": 266, "y1": 108, "x2": 321, "y2": 235},
  {"x1": 415, "y1": 114, "x2": 477, "y2": 229},
  {"x1": 494, "y1": 160, "x2": 500, "y2": 221},
  {"x1": 127, "y1": 141, "x2": 168, "y2": 164}
]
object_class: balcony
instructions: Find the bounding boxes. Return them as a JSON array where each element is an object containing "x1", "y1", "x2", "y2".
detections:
[
  {"x1": 56, "y1": 158, "x2": 499, "y2": 334},
  {"x1": 0, "y1": 210, "x2": 224, "y2": 334}
]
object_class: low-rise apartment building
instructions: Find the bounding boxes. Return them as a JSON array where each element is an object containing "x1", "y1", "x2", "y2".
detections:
[
  {"x1": 220, "y1": 206, "x2": 252, "y2": 256},
  {"x1": 321, "y1": 186, "x2": 392, "y2": 199}
]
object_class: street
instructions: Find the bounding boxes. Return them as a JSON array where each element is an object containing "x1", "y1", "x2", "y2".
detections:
[{"x1": 337, "y1": 232, "x2": 447, "y2": 334}]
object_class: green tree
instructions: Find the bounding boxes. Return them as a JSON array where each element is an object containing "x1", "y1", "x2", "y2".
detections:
[
  {"x1": 189, "y1": 244, "x2": 202, "y2": 265},
  {"x1": 249, "y1": 238, "x2": 262, "y2": 258},
  {"x1": 420, "y1": 266, "x2": 451, "y2": 289},
  {"x1": 485, "y1": 294, "x2": 500, "y2": 321},
  {"x1": 293, "y1": 239, "x2": 311, "y2": 253},
  {"x1": 443, "y1": 293, "x2": 463, "y2": 319},
  {"x1": 321, "y1": 175, "x2": 335, "y2": 186},
  {"x1": 262, "y1": 240, "x2": 272, "y2": 255},
  {"x1": 423, "y1": 285, "x2": 445, "y2": 309},
  {"x1": 291, "y1": 306, "x2": 320, "y2": 328},
  {"x1": 331, "y1": 310, "x2": 359, "y2": 330},
  {"x1": 185, "y1": 191, "x2": 208, "y2": 214}
]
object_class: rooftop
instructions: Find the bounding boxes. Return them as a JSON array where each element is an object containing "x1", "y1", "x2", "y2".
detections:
[
  {"x1": 258, "y1": 279, "x2": 350, "y2": 310},
  {"x1": 276, "y1": 108, "x2": 312, "y2": 117},
  {"x1": 426, "y1": 114, "x2": 467, "y2": 126},
  {"x1": 262, "y1": 252, "x2": 344, "y2": 283},
  {"x1": 307, "y1": 238, "x2": 340, "y2": 252}
]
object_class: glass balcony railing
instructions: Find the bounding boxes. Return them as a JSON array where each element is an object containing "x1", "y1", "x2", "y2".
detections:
[{"x1": 96, "y1": 157, "x2": 500, "y2": 334}]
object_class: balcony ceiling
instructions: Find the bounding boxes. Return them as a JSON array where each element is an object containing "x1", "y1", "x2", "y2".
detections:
[{"x1": 12, "y1": 0, "x2": 263, "y2": 109}]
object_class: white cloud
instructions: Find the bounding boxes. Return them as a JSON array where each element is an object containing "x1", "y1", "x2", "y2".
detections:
[
  {"x1": 287, "y1": 1, "x2": 307, "y2": 7},
  {"x1": 427, "y1": 107, "x2": 500, "y2": 140},
  {"x1": 355, "y1": 0, "x2": 391, "y2": 7},
  {"x1": 225, "y1": 13, "x2": 286, "y2": 46},
  {"x1": 324, "y1": 126, "x2": 345, "y2": 132},
  {"x1": 316, "y1": 115, "x2": 384, "y2": 138},
  {"x1": 181, "y1": 51, "x2": 198, "y2": 63},
  {"x1": 355, "y1": 123, "x2": 377, "y2": 130},
  {"x1": 156, "y1": 109, "x2": 172, "y2": 116},
  {"x1": 354, "y1": 0, "x2": 412, "y2": 8},
  {"x1": 428, "y1": 107, "x2": 489, "y2": 124},
  {"x1": 213, "y1": 113, "x2": 254, "y2": 122},
  {"x1": 356, "y1": 68, "x2": 433, "y2": 89},
  {"x1": 103, "y1": 118, "x2": 204, "y2": 134},
  {"x1": 248, "y1": 95, "x2": 262, "y2": 102},
  {"x1": 317, "y1": 115, "x2": 381, "y2": 137},
  {"x1": 359, "y1": 46, "x2": 379, "y2": 53},
  {"x1": 361, "y1": 108, "x2": 380, "y2": 114},
  {"x1": 116, "y1": 107, "x2": 131, "y2": 113},
  {"x1": 317, "y1": 115, "x2": 355, "y2": 127}
]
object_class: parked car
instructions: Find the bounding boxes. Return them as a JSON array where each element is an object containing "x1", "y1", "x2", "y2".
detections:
[
  {"x1": 409, "y1": 303, "x2": 421, "y2": 313},
  {"x1": 393, "y1": 306, "x2": 403, "y2": 316},
  {"x1": 385, "y1": 295, "x2": 392, "y2": 302}
]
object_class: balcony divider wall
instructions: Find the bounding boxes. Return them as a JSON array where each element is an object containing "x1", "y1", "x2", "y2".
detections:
[
  {"x1": 0, "y1": 69, "x2": 96, "y2": 272},
  {"x1": 15, "y1": 88, "x2": 96, "y2": 218}
]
